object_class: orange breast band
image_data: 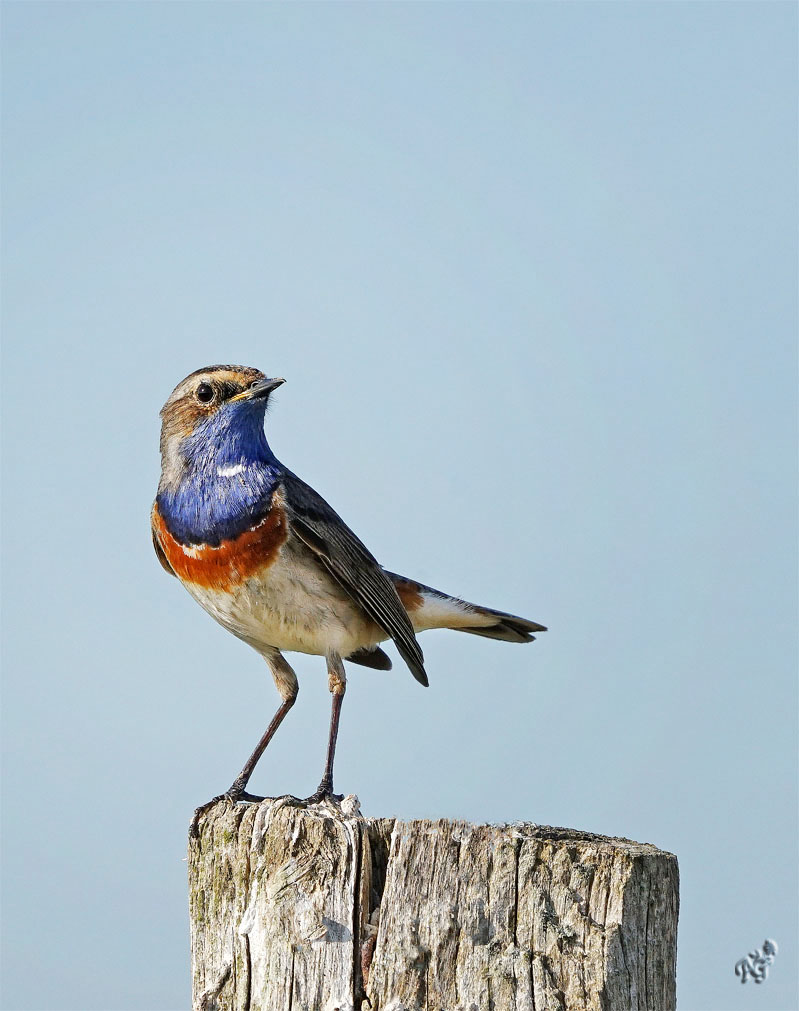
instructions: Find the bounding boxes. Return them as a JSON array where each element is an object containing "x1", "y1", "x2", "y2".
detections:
[{"x1": 151, "y1": 495, "x2": 288, "y2": 591}]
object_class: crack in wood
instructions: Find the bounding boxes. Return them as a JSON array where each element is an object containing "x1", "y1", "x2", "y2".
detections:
[
  {"x1": 242, "y1": 934, "x2": 252, "y2": 1011},
  {"x1": 196, "y1": 962, "x2": 231, "y2": 1011}
]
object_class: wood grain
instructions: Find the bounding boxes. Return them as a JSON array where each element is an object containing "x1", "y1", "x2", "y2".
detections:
[{"x1": 189, "y1": 799, "x2": 678, "y2": 1011}]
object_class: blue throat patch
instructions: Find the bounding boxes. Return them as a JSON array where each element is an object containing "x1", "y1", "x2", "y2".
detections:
[{"x1": 158, "y1": 404, "x2": 283, "y2": 546}]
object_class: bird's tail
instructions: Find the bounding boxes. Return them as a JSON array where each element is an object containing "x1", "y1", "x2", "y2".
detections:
[
  {"x1": 385, "y1": 571, "x2": 546, "y2": 643},
  {"x1": 451, "y1": 604, "x2": 546, "y2": 643}
]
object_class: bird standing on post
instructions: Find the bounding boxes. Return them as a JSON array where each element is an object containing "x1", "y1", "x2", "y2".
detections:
[{"x1": 152, "y1": 366, "x2": 546, "y2": 826}]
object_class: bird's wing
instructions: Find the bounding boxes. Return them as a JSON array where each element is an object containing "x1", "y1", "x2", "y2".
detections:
[
  {"x1": 282, "y1": 471, "x2": 428, "y2": 686},
  {"x1": 151, "y1": 510, "x2": 177, "y2": 577}
]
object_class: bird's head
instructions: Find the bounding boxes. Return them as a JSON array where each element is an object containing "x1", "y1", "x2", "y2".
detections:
[{"x1": 158, "y1": 365, "x2": 285, "y2": 491}]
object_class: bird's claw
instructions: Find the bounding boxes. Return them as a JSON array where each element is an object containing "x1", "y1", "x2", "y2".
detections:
[
  {"x1": 189, "y1": 793, "x2": 227, "y2": 839},
  {"x1": 189, "y1": 786, "x2": 268, "y2": 839},
  {"x1": 189, "y1": 783, "x2": 344, "y2": 838},
  {"x1": 236, "y1": 790, "x2": 266, "y2": 804},
  {"x1": 301, "y1": 782, "x2": 344, "y2": 806}
]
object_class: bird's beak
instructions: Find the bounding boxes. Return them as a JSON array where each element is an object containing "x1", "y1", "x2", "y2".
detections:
[{"x1": 231, "y1": 377, "x2": 286, "y2": 403}]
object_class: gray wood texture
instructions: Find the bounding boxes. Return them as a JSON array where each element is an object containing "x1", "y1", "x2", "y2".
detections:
[{"x1": 189, "y1": 798, "x2": 678, "y2": 1011}]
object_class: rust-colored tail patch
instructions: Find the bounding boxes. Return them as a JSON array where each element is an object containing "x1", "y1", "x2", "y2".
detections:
[{"x1": 393, "y1": 578, "x2": 424, "y2": 613}]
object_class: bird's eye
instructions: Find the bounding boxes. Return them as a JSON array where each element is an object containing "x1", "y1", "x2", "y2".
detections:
[
  {"x1": 196, "y1": 383, "x2": 215, "y2": 404},
  {"x1": 249, "y1": 379, "x2": 260, "y2": 389}
]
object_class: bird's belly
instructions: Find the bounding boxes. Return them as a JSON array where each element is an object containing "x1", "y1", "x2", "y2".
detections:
[{"x1": 183, "y1": 547, "x2": 384, "y2": 658}]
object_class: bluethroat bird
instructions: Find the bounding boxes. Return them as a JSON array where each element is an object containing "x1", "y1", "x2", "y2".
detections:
[{"x1": 153, "y1": 366, "x2": 546, "y2": 828}]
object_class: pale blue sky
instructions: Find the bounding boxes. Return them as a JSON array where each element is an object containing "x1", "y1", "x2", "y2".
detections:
[{"x1": 2, "y1": 3, "x2": 796, "y2": 1009}]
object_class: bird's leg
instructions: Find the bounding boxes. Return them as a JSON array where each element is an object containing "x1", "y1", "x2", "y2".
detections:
[
  {"x1": 305, "y1": 651, "x2": 346, "y2": 804},
  {"x1": 190, "y1": 651, "x2": 298, "y2": 837},
  {"x1": 226, "y1": 695, "x2": 296, "y2": 799}
]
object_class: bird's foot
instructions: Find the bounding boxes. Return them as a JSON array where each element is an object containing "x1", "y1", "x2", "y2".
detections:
[
  {"x1": 189, "y1": 780, "x2": 346, "y2": 836},
  {"x1": 301, "y1": 777, "x2": 344, "y2": 806},
  {"x1": 237, "y1": 790, "x2": 267, "y2": 803},
  {"x1": 189, "y1": 793, "x2": 227, "y2": 838},
  {"x1": 189, "y1": 784, "x2": 267, "y2": 838}
]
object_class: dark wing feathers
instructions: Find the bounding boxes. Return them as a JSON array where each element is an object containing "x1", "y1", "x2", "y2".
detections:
[
  {"x1": 282, "y1": 472, "x2": 428, "y2": 686},
  {"x1": 152, "y1": 524, "x2": 176, "y2": 577}
]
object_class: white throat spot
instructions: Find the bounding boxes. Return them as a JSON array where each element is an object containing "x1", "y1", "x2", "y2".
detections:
[{"x1": 217, "y1": 463, "x2": 245, "y2": 478}]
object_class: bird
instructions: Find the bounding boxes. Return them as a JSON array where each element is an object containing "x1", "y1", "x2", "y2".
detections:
[{"x1": 152, "y1": 365, "x2": 546, "y2": 827}]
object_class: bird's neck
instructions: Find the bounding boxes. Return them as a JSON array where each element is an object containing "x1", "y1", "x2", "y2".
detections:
[{"x1": 158, "y1": 411, "x2": 283, "y2": 546}]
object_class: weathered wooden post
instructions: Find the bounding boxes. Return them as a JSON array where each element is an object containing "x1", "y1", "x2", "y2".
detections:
[{"x1": 189, "y1": 797, "x2": 678, "y2": 1011}]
